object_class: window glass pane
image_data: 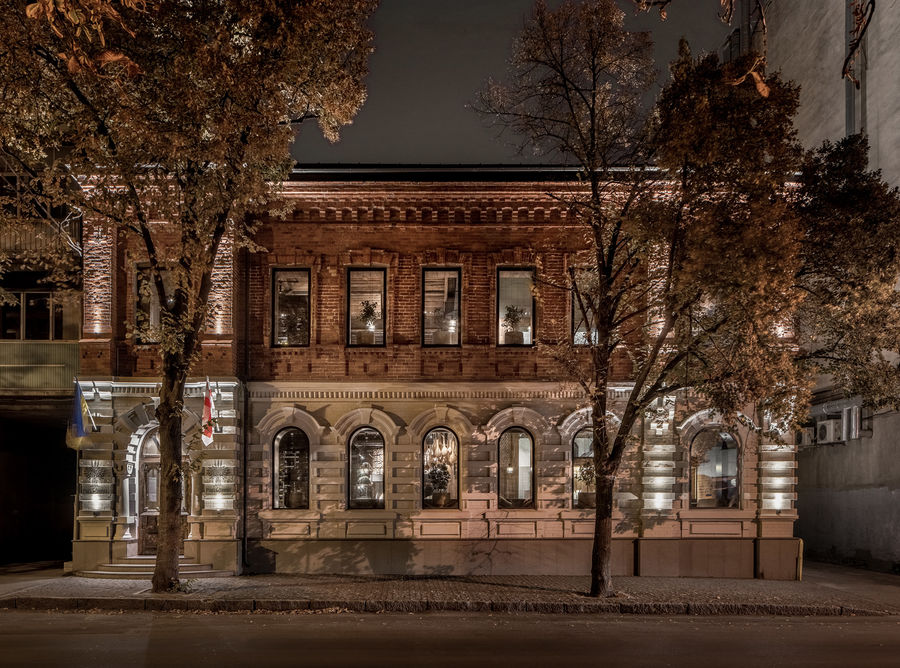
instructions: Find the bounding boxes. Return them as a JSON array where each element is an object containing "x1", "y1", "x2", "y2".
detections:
[
  {"x1": 573, "y1": 427, "x2": 595, "y2": 508},
  {"x1": 572, "y1": 272, "x2": 598, "y2": 345},
  {"x1": 349, "y1": 270, "x2": 385, "y2": 346},
  {"x1": 349, "y1": 428, "x2": 385, "y2": 509},
  {"x1": 573, "y1": 300, "x2": 598, "y2": 345},
  {"x1": 276, "y1": 428, "x2": 310, "y2": 509},
  {"x1": 136, "y1": 268, "x2": 173, "y2": 343},
  {"x1": 274, "y1": 270, "x2": 310, "y2": 346},
  {"x1": 690, "y1": 430, "x2": 739, "y2": 508},
  {"x1": 498, "y1": 428, "x2": 533, "y2": 508},
  {"x1": 423, "y1": 428, "x2": 459, "y2": 508},
  {"x1": 498, "y1": 270, "x2": 533, "y2": 345},
  {"x1": 423, "y1": 269, "x2": 460, "y2": 345},
  {"x1": 1, "y1": 296, "x2": 21, "y2": 339},
  {"x1": 24, "y1": 292, "x2": 50, "y2": 340},
  {"x1": 52, "y1": 294, "x2": 81, "y2": 340}
]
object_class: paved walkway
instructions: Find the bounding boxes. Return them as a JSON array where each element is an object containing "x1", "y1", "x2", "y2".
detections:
[{"x1": 1, "y1": 561, "x2": 898, "y2": 615}]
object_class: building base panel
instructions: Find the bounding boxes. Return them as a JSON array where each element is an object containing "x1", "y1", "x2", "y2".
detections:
[{"x1": 246, "y1": 537, "x2": 801, "y2": 579}]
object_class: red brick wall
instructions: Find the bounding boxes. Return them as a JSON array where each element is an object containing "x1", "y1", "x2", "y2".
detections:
[
  {"x1": 245, "y1": 181, "x2": 634, "y2": 383},
  {"x1": 88, "y1": 180, "x2": 639, "y2": 382}
]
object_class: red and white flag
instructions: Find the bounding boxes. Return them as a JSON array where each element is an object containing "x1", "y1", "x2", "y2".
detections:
[{"x1": 202, "y1": 378, "x2": 215, "y2": 446}]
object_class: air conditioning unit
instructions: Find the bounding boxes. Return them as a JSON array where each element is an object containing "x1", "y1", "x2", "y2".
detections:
[
  {"x1": 817, "y1": 419, "x2": 842, "y2": 444},
  {"x1": 795, "y1": 427, "x2": 815, "y2": 448}
]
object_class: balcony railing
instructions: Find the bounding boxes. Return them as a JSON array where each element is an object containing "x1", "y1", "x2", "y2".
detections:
[
  {"x1": 0, "y1": 218, "x2": 81, "y2": 254},
  {"x1": 0, "y1": 341, "x2": 79, "y2": 392}
]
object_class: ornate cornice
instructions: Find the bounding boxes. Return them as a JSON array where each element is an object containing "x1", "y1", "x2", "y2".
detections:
[{"x1": 247, "y1": 381, "x2": 634, "y2": 402}]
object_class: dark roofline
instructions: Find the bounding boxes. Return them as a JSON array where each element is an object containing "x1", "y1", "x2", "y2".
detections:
[{"x1": 289, "y1": 164, "x2": 587, "y2": 182}]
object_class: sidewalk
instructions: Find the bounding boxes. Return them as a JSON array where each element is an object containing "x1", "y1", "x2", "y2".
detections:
[{"x1": 1, "y1": 561, "x2": 898, "y2": 616}]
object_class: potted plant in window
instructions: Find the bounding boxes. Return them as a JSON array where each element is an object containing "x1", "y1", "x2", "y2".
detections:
[
  {"x1": 430, "y1": 306, "x2": 455, "y2": 345},
  {"x1": 575, "y1": 458, "x2": 596, "y2": 509},
  {"x1": 357, "y1": 299, "x2": 379, "y2": 344},
  {"x1": 503, "y1": 304, "x2": 526, "y2": 344},
  {"x1": 426, "y1": 463, "x2": 451, "y2": 507},
  {"x1": 279, "y1": 301, "x2": 309, "y2": 346}
]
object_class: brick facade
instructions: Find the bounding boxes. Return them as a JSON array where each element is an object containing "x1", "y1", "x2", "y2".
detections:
[{"x1": 69, "y1": 173, "x2": 800, "y2": 578}]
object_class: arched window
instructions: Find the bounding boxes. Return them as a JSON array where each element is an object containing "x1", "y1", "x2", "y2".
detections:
[
  {"x1": 423, "y1": 428, "x2": 459, "y2": 508},
  {"x1": 573, "y1": 427, "x2": 595, "y2": 508},
  {"x1": 690, "y1": 429, "x2": 739, "y2": 508},
  {"x1": 498, "y1": 427, "x2": 534, "y2": 508},
  {"x1": 274, "y1": 427, "x2": 310, "y2": 509},
  {"x1": 349, "y1": 427, "x2": 385, "y2": 509}
]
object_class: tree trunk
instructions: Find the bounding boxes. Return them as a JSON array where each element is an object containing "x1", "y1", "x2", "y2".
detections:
[
  {"x1": 589, "y1": 473, "x2": 616, "y2": 597},
  {"x1": 151, "y1": 370, "x2": 186, "y2": 592}
]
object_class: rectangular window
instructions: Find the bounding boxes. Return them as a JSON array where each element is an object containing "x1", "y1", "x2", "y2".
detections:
[
  {"x1": 54, "y1": 298, "x2": 81, "y2": 340},
  {"x1": 135, "y1": 267, "x2": 173, "y2": 344},
  {"x1": 422, "y1": 268, "x2": 460, "y2": 346},
  {"x1": 348, "y1": 268, "x2": 386, "y2": 346},
  {"x1": 24, "y1": 293, "x2": 50, "y2": 340},
  {"x1": 1, "y1": 299, "x2": 21, "y2": 339},
  {"x1": 573, "y1": 297, "x2": 598, "y2": 345},
  {"x1": 497, "y1": 268, "x2": 534, "y2": 346},
  {"x1": 272, "y1": 269, "x2": 310, "y2": 347},
  {"x1": 572, "y1": 271, "x2": 598, "y2": 345},
  {"x1": 0, "y1": 291, "x2": 79, "y2": 340}
]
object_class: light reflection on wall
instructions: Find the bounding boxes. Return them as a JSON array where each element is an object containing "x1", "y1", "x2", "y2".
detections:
[
  {"x1": 83, "y1": 222, "x2": 113, "y2": 335},
  {"x1": 206, "y1": 233, "x2": 233, "y2": 336}
]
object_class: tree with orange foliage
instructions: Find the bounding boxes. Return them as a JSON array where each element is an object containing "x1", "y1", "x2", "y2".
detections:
[{"x1": 0, "y1": 0, "x2": 377, "y2": 592}]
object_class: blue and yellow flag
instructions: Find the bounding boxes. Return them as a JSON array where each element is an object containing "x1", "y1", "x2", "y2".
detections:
[{"x1": 66, "y1": 380, "x2": 94, "y2": 450}]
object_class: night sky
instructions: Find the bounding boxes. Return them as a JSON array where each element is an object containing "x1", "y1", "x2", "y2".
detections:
[{"x1": 292, "y1": 0, "x2": 731, "y2": 165}]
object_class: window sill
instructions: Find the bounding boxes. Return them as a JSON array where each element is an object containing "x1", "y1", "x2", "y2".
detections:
[
  {"x1": 678, "y1": 509, "x2": 755, "y2": 520},
  {"x1": 259, "y1": 509, "x2": 320, "y2": 521},
  {"x1": 484, "y1": 509, "x2": 556, "y2": 519}
]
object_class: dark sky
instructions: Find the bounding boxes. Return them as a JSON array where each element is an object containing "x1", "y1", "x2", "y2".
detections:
[{"x1": 292, "y1": 0, "x2": 731, "y2": 165}]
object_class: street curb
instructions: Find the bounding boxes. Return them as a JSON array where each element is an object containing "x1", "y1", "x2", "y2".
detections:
[{"x1": 0, "y1": 596, "x2": 890, "y2": 616}]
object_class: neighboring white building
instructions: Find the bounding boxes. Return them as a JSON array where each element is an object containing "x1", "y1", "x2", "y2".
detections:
[{"x1": 728, "y1": 0, "x2": 900, "y2": 572}]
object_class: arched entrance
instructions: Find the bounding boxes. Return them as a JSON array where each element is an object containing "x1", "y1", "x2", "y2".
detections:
[{"x1": 136, "y1": 427, "x2": 190, "y2": 555}]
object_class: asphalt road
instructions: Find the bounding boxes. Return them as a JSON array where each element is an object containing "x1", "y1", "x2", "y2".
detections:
[{"x1": 2, "y1": 611, "x2": 899, "y2": 667}]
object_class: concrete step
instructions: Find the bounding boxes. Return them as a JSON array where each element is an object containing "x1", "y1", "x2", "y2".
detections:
[
  {"x1": 76, "y1": 556, "x2": 233, "y2": 579},
  {"x1": 96, "y1": 563, "x2": 213, "y2": 571},
  {"x1": 76, "y1": 568, "x2": 234, "y2": 579}
]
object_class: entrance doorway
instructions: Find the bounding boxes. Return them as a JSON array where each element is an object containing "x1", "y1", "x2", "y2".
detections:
[{"x1": 137, "y1": 429, "x2": 189, "y2": 555}]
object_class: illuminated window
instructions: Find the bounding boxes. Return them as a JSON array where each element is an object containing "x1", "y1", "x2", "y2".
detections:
[
  {"x1": 690, "y1": 429, "x2": 739, "y2": 509},
  {"x1": 349, "y1": 427, "x2": 385, "y2": 509},
  {"x1": 273, "y1": 270, "x2": 310, "y2": 347},
  {"x1": 573, "y1": 428, "x2": 595, "y2": 508},
  {"x1": 422, "y1": 269, "x2": 460, "y2": 346},
  {"x1": 135, "y1": 267, "x2": 174, "y2": 344},
  {"x1": 572, "y1": 273, "x2": 598, "y2": 345},
  {"x1": 0, "y1": 291, "x2": 80, "y2": 340},
  {"x1": 423, "y1": 427, "x2": 459, "y2": 508},
  {"x1": 274, "y1": 428, "x2": 310, "y2": 509},
  {"x1": 348, "y1": 268, "x2": 386, "y2": 346},
  {"x1": 497, "y1": 269, "x2": 534, "y2": 345},
  {"x1": 498, "y1": 427, "x2": 534, "y2": 508}
]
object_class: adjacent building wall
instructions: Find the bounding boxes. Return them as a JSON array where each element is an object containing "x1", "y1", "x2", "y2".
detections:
[{"x1": 763, "y1": 0, "x2": 900, "y2": 572}]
